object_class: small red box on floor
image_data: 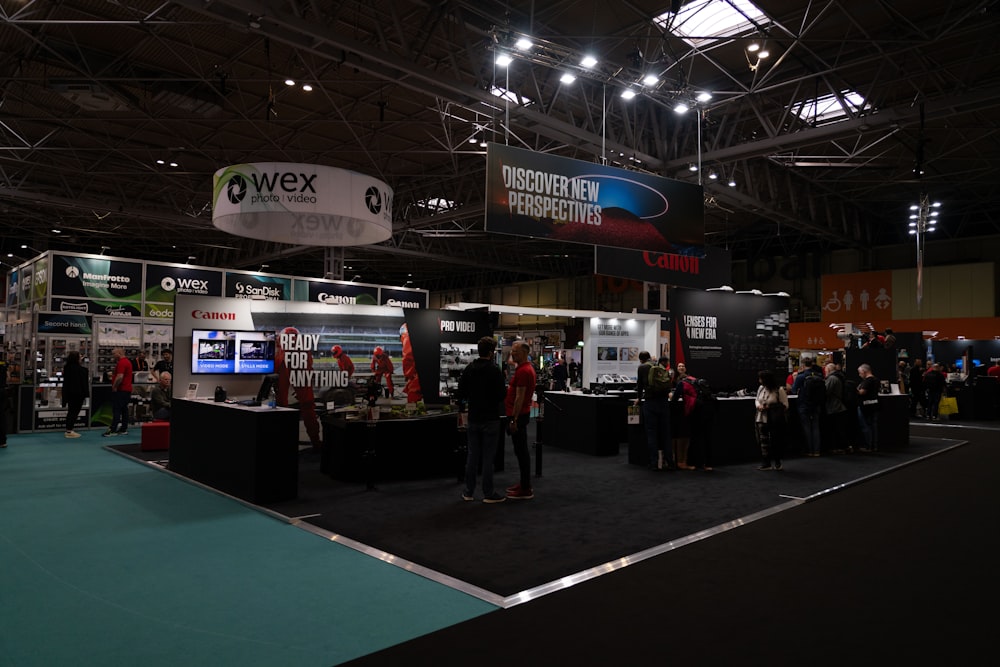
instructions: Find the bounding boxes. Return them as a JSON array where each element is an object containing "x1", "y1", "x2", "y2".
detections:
[{"x1": 141, "y1": 421, "x2": 170, "y2": 451}]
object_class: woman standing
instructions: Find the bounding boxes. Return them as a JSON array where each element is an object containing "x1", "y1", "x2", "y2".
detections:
[
  {"x1": 670, "y1": 363, "x2": 695, "y2": 470},
  {"x1": 62, "y1": 351, "x2": 90, "y2": 438},
  {"x1": 755, "y1": 369, "x2": 788, "y2": 470}
]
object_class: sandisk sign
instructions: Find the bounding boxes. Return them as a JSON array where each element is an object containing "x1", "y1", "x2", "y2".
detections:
[
  {"x1": 192, "y1": 310, "x2": 237, "y2": 320},
  {"x1": 212, "y1": 162, "x2": 393, "y2": 246}
]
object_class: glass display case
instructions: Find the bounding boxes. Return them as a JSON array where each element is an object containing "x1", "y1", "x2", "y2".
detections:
[{"x1": 30, "y1": 335, "x2": 92, "y2": 431}]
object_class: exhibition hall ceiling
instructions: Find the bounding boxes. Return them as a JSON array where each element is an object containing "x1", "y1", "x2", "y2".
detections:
[{"x1": 1, "y1": 0, "x2": 998, "y2": 292}]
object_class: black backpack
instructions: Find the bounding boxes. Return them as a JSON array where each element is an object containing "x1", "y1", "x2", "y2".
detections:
[
  {"x1": 684, "y1": 377, "x2": 714, "y2": 412},
  {"x1": 800, "y1": 371, "x2": 827, "y2": 410}
]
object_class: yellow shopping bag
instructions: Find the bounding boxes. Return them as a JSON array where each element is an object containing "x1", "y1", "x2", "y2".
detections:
[{"x1": 938, "y1": 396, "x2": 958, "y2": 416}]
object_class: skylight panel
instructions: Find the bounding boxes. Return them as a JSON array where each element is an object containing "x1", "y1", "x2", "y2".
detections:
[
  {"x1": 490, "y1": 85, "x2": 533, "y2": 106},
  {"x1": 654, "y1": 0, "x2": 770, "y2": 48},
  {"x1": 790, "y1": 90, "x2": 868, "y2": 125}
]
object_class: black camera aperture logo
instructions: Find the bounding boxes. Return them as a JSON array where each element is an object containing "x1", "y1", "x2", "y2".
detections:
[
  {"x1": 365, "y1": 186, "x2": 382, "y2": 214},
  {"x1": 227, "y1": 174, "x2": 248, "y2": 204}
]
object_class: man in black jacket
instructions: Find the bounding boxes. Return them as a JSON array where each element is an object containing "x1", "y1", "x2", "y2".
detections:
[{"x1": 456, "y1": 336, "x2": 507, "y2": 503}]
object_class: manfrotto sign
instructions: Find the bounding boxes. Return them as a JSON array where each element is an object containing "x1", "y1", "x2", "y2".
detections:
[{"x1": 211, "y1": 162, "x2": 393, "y2": 246}]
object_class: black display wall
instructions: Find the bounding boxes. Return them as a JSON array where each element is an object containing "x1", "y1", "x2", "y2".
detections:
[
  {"x1": 669, "y1": 288, "x2": 789, "y2": 393},
  {"x1": 403, "y1": 309, "x2": 493, "y2": 404}
]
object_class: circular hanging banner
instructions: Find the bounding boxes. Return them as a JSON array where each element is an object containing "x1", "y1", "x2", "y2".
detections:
[{"x1": 212, "y1": 163, "x2": 393, "y2": 246}]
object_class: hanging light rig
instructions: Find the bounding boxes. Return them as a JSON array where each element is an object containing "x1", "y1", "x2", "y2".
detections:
[{"x1": 908, "y1": 193, "x2": 940, "y2": 309}]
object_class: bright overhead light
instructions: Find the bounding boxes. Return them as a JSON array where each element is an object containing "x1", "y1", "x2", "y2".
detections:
[
  {"x1": 301, "y1": 83, "x2": 313, "y2": 92},
  {"x1": 747, "y1": 43, "x2": 760, "y2": 53},
  {"x1": 469, "y1": 136, "x2": 478, "y2": 144},
  {"x1": 674, "y1": 102, "x2": 689, "y2": 114},
  {"x1": 688, "y1": 163, "x2": 698, "y2": 172},
  {"x1": 560, "y1": 72, "x2": 576, "y2": 84},
  {"x1": 515, "y1": 37, "x2": 532, "y2": 50},
  {"x1": 642, "y1": 74, "x2": 659, "y2": 86},
  {"x1": 696, "y1": 91, "x2": 713, "y2": 103},
  {"x1": 495, "y1": 53, "x2": 513, "y2": 67},
  {"x1": 155, "y1": 159, "x2": 165, "y2": 165},
  {"x1": 620, "y1": 89, "x2": 637, "y2": 100},
  {"x1": 284, "y1": 78, "x2": 295, "y2": 86},
  {"x1": 758, "y1": 49, "x2": 770, "y2": 58},
  {"x1": 728, "y1": 178, "x2": 736, "y2": 187},
  {"x1": 708, "y1": 171, "x2": 718, "y2": 180},
  {"x1": 169, "y1": 161, "x2": 178, "y2": 167},
  {"x1": 479, "y1": 139, "x2": 488, "y2": 147},
  {"x1": 580, "y1": 55, "x2": 598, "y2": 68}
]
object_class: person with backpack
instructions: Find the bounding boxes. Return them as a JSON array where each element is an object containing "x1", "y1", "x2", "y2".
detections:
[
  {"x1": 823, "y1": 362, "x2": 850, "y2": 453},
  {"x1": 791, "y1": 357, "x2": 825, "y2": 457},
  {"x1": 670, "y1": 362, "x2": 695, "y2": 470},
  {"x1": 680, "y1": 372, "x2": 715, "y2": 471},
  {"x1": 635, "y1": 351, "x2": 675, "y2": 471}
]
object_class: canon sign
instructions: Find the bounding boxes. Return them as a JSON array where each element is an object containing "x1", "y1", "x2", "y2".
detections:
[{"x1": 191, "y1": 310, "x2": 237, "y2": 320}]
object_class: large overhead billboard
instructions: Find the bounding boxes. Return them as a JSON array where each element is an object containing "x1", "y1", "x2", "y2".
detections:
[{"x1": 486, "y1": 143, "x2": 704, "y2": 253}]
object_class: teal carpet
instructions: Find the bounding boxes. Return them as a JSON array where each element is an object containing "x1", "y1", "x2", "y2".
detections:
[{"x1": 0, "y1": 430, "x2": 496, "y2": 667}]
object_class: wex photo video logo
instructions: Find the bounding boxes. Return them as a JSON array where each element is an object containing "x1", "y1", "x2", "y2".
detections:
[
  {"x1": 227, "y1": 174, "x2": 247, "y2": 204},
  {"x1": 365, "y1": 186, "x2": 382, "y2": 214},
  {"x1": 65, "y1": 265, "x2": 80, "y2": 279}
]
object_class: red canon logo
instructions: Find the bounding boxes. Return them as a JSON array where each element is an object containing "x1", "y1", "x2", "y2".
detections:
[
  {"x1": 191, "y1": 310, "x2": 237, "y2": 320},
  {"x1": 642, "y1": 251, "x2": 700, "y2": 275}
]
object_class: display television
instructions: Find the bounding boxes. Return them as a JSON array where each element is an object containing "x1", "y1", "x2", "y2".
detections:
[{"x1": 191, "y1": 330, "x2": 276, "y2": 374}]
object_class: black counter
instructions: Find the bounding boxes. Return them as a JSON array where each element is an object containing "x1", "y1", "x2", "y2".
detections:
[
  {"x1": 627, "y1": 394, "x2": 910, "y2": 466},
  {"x1": 170, "y1": 398, "x2": 300, "y2": 503},
  {"x1": 321, "y1": 411, "x2": 465, "y2": 483},
  {"x1": 542, "y1": 392, "x2": 627, "y2": 456}
]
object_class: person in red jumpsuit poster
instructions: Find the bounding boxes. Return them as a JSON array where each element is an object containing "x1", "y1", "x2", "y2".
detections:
[
  {"x1": 370, "y1": 346, "x2": 395, "y2": 398},
  {"x1": 331, "y1": 345, "x2": 355, "y2": 378},
  {"x1": 274, "y1": 326, "x2": 321, "y2": 448},
  {"x1": 398, "y1": 323, "x2": 422, "y2": 403}
]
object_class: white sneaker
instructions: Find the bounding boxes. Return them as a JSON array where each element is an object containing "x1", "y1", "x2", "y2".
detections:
[{"x1": 65, "y1": 431, "x2": 82, "y2": 438}]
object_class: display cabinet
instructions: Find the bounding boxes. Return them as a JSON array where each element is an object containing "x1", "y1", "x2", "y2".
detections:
[{"x1": 27, "y1": 335, "x2": 93, "y2": 431}]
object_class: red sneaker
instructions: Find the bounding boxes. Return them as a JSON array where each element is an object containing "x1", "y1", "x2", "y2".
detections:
[
  {"x1": 506, "y1": 487, "x2": 534, "y2": 500},
  {"x1": 506, "y1": 483, "x2": 521, "y2": 494}
]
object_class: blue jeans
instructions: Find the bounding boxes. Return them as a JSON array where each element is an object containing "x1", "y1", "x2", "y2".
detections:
[
  {"x1": 858, "y1": 408, "x2": 879, "y2": 451},
  {"x1": 799, "y1": 409, "x2": 822, "y2": 455},
  {"x1": 464, "y1": 419, "x2": 500, "y2": 497},
  {"x1": 110, "y1": 391, "x2": 131, "y2": 433},
  {"x1": 642, "y1": 398, "x2": 673, "y2": 468}
]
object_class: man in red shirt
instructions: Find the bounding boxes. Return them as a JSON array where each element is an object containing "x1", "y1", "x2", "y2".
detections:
[
  {"x1": 104, "y1": 347, "x2": 134, "y2": 436},
  {"x1": 988, "y1": 361, "x2": 1000, "y2": 379},
  {"x1": 505, "y1": 340, "x2": 537, "y2": 500}
]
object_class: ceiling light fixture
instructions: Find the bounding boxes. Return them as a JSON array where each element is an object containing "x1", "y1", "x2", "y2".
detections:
[
  {"x1": 696, "y1": 91, "x2": 713, "y2": 103},
  {"x1": 909, "y1": 193, "x2": 942, "y2": 308},
  {"x1": 301, "y1": 83, "x2": 313, "y2": 92},
  {"x1": 560, "y1": 72, "x2": 576, "y2": 84},
  {"x1": 673, "y1": 102, "x2": 689, "y2": 114},
  {"x1": 580, "y1": 55, "x2": 598, "y2": 68},
  {"x1": 688, "y1": 163, "x2": 698, "y2": 172},
  {"x1": 642, "y1": 74, "x2": 659, "y2": 86},
  {"x1": 495, "y1": 53, "x2": 513, "y2": 67},
  {"x1": 708, "y1": 170, "x2": 718, "y2": 180},
  {"x1": 620, "y1": 89, "x2": 637, "y2": 100},
  {"x1": 284, "y1": 78, "x2": 295, "y2": 86},
  {"x1": 186, "y1": 255, "x2": 196, "y2": 264},
  {"x1": 515, "y1": 37, "x2": 532, "y2": 50}
]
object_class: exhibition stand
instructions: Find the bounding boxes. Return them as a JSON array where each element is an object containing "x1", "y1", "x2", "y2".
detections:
[{"x1": 170, "y1": 398, "x2": 300, "y2": 503}]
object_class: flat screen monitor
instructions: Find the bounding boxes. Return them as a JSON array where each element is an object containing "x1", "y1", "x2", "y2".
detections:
[
  {"x1": 191, "y1": 330, "x2": 276, "y2": 374},
  {"x1": 256, "y1": 373, "x2": 279, "y2": 404}
]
